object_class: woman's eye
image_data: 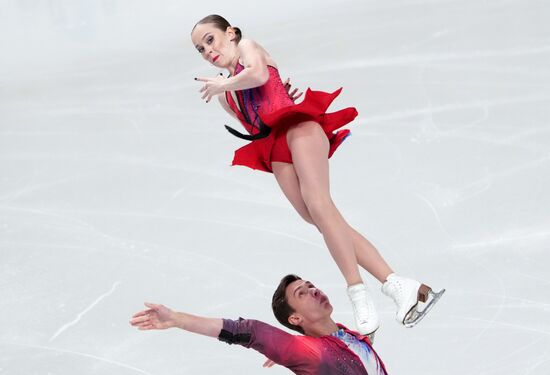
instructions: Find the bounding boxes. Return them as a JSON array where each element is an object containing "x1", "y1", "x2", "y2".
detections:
[
  {"x1": 207, "y1": 36, "x2": 213, "y2": 44},
  {"x1": 198, "y1": 47, "x2": 204, "y2": 53}
]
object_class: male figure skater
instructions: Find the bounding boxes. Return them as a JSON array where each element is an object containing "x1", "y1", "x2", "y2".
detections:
[{"x1": 130, "y1": 274, "x2": 388, "y2": 374}]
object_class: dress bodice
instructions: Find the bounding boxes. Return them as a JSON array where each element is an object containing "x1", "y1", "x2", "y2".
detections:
[
  {"x1": 223, "y1": 62, "x2": 358, "y2": 173},
  {"x1": 225, "y1": 63, "x2": 294, "y2": 136}
]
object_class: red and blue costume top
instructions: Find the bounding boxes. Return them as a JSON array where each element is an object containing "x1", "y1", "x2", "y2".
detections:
[
  {"x1": 218, "y1": 318, "x2": 388, "y2": 375},
  {"x1": 224, "y1": 63, "x2": 358, "y2": 173}
]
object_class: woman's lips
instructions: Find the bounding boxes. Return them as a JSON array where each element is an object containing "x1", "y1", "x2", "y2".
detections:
[{"x1": 212, "y1": 55, "x2": 220, "y2": 63}]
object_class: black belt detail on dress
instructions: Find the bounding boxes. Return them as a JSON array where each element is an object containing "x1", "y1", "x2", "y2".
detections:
[{"x1": 224, "y1": 124, "x2": 271, "y2": 141}]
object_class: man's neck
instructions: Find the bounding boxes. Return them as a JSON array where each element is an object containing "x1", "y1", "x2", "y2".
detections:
[{"x1": 304, "y1": 318, "x2": 339, "y2": 338}]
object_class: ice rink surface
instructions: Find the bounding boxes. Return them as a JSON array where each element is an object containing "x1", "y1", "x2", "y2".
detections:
[{"x1": 1, "y1": 0, "x2": 549, "y2": 374}]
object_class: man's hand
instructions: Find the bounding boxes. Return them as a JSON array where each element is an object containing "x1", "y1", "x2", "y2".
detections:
[
  {"x1": 283, "y1": 78, "x2": 303, "y2": 102},
  {"x1": 196, "y1": 74, "x2": 226, "y2": 103},
  {"x1": 130, "y1": 302, "x2": 177, "y2": 330}
]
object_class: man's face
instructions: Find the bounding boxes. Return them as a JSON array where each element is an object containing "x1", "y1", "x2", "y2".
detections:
[{"x1": 285, "y1": 279, "x2": 333, "y2": 329}]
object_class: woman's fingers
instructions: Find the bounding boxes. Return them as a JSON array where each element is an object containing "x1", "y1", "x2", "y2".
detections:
[
  {"x1": 195, "y1": 80, "x2": 217, "y2": 102},
  {"x1": 194, "y1": 77, "x2": 212, "y2": 82},
  {"x1": 201, "y1": 90, "x2": 213, "y2": 102}
]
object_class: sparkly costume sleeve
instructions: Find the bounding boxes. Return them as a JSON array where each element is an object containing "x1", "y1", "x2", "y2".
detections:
[{"x1": 218, "y1": 318, "x2": 314, "y2": 368}]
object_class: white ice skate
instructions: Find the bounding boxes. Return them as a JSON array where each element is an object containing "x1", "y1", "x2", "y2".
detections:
[
  {"x1": 381, "y1": 273, "x2": 445, "y2": 328},
  {"x1": 347, "y1": 283, "x2": 380, "y2": 338}
]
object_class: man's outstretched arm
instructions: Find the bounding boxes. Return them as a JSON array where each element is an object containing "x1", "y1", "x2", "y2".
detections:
[
  {"x1": 130, "y1": 302, "x2": 313, "y2": 371},
  {"x1": 130, "y1": 302, "x2": 223, "y2": 338}
]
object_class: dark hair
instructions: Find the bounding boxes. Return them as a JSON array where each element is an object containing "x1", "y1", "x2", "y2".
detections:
[
  {"x1": 272, "y1": 274, "x2": 304, "y2": 334},
  {"x1": 192, "y1": 14, "x2": 242, "y2": 43}
]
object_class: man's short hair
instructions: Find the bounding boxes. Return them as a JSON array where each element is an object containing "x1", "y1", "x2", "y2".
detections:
[{"x1": 272, "y1": 274, "x2": 305, "y2": 334}]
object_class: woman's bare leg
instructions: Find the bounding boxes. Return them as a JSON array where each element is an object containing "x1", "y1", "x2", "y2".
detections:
[
  {"x1": 273, "y1": 128, "x2": 441, "y2": 329},
  {"x1": 272, "y1": 161, "x2": 393, "y2": 283},
  {"x1": 272, "y1": 161, "x2": 318, "y2": 227},
  {"x1": 283, "y1": 121, "x2": 362, "y2": 286},
  {"x1": 349, "y1": 228, "x2": 393, "y2": 283}
]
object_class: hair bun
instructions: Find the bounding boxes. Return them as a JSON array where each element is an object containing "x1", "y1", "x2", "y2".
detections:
[
  {"x1": 233, "y1": 26, "x2": 242, "y2": 42},
  {"x1": 193, "y1": 15, "x2": 242, "y2": 44}
]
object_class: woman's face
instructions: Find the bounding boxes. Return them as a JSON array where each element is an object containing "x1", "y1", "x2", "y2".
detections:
[{"x1": 191, "y1": 23, "x2": 237, "y2": 69}]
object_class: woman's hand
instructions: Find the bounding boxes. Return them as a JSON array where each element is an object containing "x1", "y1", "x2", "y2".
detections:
[
  {"x1": 130, "y1": 302, "x2": 177, "y2": 330},
  {"x1": 196, "y1": 74, "x2": 226, "y2": 103},
  {"x1": 283, "y1": 78, "x2": 303, "y2": 102}
]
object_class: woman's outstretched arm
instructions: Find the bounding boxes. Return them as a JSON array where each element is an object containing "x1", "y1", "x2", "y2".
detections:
[
  {"x1": 221, "y1": 39, "x2": 270, "y2": 90},
  {"x1": 130, "y1": 302, "x2": 222, "y2": 338},
  {"x1": 196, "y1": 39, "x2": 270, "y2": 102}
]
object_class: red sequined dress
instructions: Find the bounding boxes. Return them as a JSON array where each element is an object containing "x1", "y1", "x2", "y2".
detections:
[{"x1": 224, "y1": 62, "x2": 358, "y2": 173}]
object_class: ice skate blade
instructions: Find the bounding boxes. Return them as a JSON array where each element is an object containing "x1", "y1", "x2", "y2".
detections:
[{"x1": 404, "y1": 288, "x2": 445, "y2": 328}]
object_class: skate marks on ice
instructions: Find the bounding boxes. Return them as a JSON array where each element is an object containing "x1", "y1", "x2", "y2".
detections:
[
  {"x1": 0, "y1": 342, "x2": 155, "y2": 375},
  {"x1": 49, "y1": 281, "x2": 122, "y2": 342}
]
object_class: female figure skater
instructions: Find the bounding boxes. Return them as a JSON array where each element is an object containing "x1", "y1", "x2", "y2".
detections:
[{"x1": 191, "y1": 15, "x2": 444, "y2": 336}]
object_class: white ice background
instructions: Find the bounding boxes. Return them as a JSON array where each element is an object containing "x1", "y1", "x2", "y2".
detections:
[{"x1": 1, "y1": 0, "x2": 550, "y2": 374}]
